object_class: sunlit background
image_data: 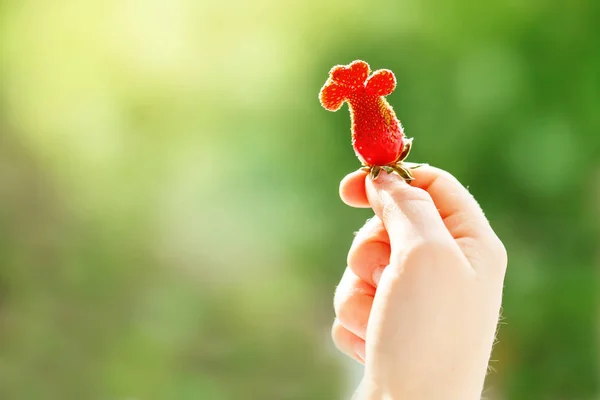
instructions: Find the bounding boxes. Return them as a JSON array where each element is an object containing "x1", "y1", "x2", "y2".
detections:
[{"x1": 1, "y1": 0, "x2": 599, "y2": 399}]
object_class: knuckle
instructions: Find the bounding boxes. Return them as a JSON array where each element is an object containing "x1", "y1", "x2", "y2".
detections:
[
  {"x1": 488, "y1": 236, "x2": 508, "y2": 273},
  {"x1": 331, "y1": 321, "x2": 344, "y2": 346},
  {"x1": 444, "y1": 212, "x2": 481, "y2": 236},
  {"x1": 346, "y1": 246, "x2": 359, "y2": 270},
  {"x1": 332, "y1": 286, "x2": 346, "y2": 316},
  {"x1": 347, "y1": 236, "x2": 369, "y2": 267},
  {"x1": 347, "y1": 217, "x2": 388, "y2": 270},
  {"x1": 333, "y1": 289, "x2": 370, "y2": 337},
  {"x1": 347, "y1": 240, "x2": 389, "y2": 272},
  {"x1": 333, "y1": 291, "x2": 354, "y2": 323},
  {"x1": 351, "y1": 217, "x2": 384, "y2": 243},
  {"x1": 438, "y1": 169, "x2": 463, "y2": 188},
  {"x1": 346, "y1": 245, "x2": 356, "y2": 267}
]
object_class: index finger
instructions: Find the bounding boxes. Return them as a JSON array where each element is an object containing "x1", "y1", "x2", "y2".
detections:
[
  {"x1": 340, "y1": 166, "x2": 507, "y2": 271},
  {"x1": 411, "y1": 166, "x2": 507, "y2": 271},
  {"x1": 341, "y1": 166, "x2": 491, "y2": 238}
]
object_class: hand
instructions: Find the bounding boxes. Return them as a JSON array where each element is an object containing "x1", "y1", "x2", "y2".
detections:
[{"x1": 332, "y1": 166, "x2": 507, "y2": 400}]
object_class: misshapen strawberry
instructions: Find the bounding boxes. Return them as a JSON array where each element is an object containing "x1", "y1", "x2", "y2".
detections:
[{"x1": 319, "y1": 60, "x2": 419, "y2": 181}]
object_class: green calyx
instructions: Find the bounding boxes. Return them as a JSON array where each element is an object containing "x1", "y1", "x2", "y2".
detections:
[{"x1": 360, "y1": 137, "x2": 426, "y2": 183}]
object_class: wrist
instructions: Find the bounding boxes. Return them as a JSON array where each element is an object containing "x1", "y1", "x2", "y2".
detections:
[
  {"x1": 353, "y1": 370, "x2": 484, "y2": 400},
  {"x1": 351, "y1": 379, "x2": 384, "y2": 400},
  {"x1": 352, "y1": 374, "x2": 394, "y2": 400}
]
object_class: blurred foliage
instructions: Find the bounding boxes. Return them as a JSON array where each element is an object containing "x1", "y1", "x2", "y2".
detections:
[{"x1": 0, "y1": 0, "x2": 599, "y2": 399}]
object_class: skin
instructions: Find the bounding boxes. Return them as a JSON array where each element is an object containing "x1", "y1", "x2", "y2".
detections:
[{"x1": 332, "y1": 165, "x2": 507, "y2": 400}]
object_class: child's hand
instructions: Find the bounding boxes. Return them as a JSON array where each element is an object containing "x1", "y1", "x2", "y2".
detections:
[{"x1": 332, "y1": 166, "x2": 507, "y2": 400}]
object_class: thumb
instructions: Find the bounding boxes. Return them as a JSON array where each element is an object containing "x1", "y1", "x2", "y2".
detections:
[{"x1": 365, "y1": 171, "x2": 449, "y2": 248}]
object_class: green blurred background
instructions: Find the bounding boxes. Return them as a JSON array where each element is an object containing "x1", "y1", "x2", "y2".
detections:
[{"x1": 0, "y1": 0, "x2": 599, "y2": 399}]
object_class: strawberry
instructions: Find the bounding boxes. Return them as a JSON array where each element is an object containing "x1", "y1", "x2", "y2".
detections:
[{"x1": 319, "y1": 60, "x2": 419, "y2": 181}]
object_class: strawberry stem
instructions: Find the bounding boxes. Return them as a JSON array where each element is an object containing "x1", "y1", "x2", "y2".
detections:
[
  {"x1": 370, "y1": 166, "x2": 382, "y2": 180},
  {"x1": 395, "y1": 137, "x2": 413, "y2": 163}
]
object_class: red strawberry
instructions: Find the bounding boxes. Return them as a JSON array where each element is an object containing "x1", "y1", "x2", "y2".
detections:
[{"x1": 319, "y1": 60, "x2": 417, "y2": 180}]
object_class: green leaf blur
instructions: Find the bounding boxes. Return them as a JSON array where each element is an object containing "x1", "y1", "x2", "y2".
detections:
[{"x1": 0, "y1": 0, "x2": 598, "y2": 399}]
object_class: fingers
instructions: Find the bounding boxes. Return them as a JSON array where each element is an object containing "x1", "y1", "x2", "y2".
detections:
[
  {"x1": 339, "y1": 166, "x2": 507, "y2": 272},
  {"x1": 332, "y1": 268, "x2": 372, "y2": 364},
  {"x1": 340, "y1": 166, "x2": 496, "y2": 238},
  {"x1": 365, "y1": 171, "x2": 454, "y2": 251},
  {"x1": 331, "y1": 319, "x2": 365, "y2": 364},
  {"x1": 339, "y1": 170, "x2": 369, "y2": 208},
  {"x1": 409, "y1": 166, "x2": 492, "y2": 238},
  {"x1": 347, "y1": 216, "x2": 390, "y2": 287},
  {"x1": 408, "y1": 166, "x2": 507, "y2": 270},
  {"x1": 334, "y1": 268, "x2": 374, "y2": 340}
]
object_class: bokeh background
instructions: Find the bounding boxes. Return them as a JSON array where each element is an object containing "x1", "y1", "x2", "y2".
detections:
[{"x1": 1, "y1": 0, "x2": 599, "y2": 399}]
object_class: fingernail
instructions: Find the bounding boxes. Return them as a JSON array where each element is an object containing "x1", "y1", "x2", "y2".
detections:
[
  {"x1": 372, "y1": 267, "x2": 384, "y2": 286},
  {"x1": 356, "y1": 344, "x2": 366, "y2": 362}
]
